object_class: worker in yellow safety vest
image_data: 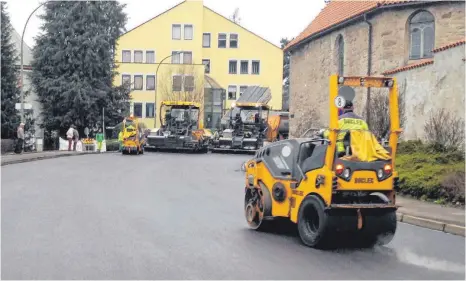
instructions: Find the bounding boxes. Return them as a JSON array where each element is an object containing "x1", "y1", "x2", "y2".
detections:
[{"x1": 322, "y1": 101, "x2": 369, "y2": 157}]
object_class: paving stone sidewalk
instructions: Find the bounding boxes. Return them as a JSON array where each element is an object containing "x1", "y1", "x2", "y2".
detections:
[{"x1": 397, "y1": 196, "x2": 464, "y2": 226}]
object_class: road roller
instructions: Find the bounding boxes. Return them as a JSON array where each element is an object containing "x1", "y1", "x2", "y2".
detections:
[{"x1": 243, "y1": 74, "x2": 402, "y2": 249}]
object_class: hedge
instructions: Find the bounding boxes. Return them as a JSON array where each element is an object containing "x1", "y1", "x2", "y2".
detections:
[
  {"x1": 1, "y1": 139, "x2": 16, "y2": 153},
  {"x1": 106, "y1": 139, "x2": 120, "y2": 151},
  {"x1": 396, "y1": 140, "x2": 465, "y2": 205}
]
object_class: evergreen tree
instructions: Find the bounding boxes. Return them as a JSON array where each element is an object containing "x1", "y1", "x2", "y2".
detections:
[
  {"x1": 1, "y1": 2, "x2": 20, "y2": 138},
  {"x1": 280, "y1": 37, "x2": 292, "y2": 111},
  {"x1": 31, "y1": 1, "x2": 130, "y2": 136}
]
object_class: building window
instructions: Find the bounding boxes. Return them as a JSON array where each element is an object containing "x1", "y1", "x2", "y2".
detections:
[
  {"x1": 230, "y1": 34, "x2": 238, "y2": 48},
  {"x1": 184, "y1": 24, "x2": 193, "y2": 40},
  {"x1": 146, "y1": 51, "x2": 155, "y2": 63},
  {"x1": 228, "y1": 85, "x2": 237, "y2": 100},
  {"x1": 183, "y1": 51, "x2": 192, "y2": 64},
  {"x1": 229, "y1": 60, "x2": 237, "y2": 74},
  {"x1": 240, "y1": 60, "x2": 249, "y2": 74},
  {"x1": 122, "y1": 50, "x2": 131, "y2": 62},
  {"x1": 134, "y1": 50, "x2": 143, "y2": 63},
  {"x1": 172, "y1": 24, "x2": 181, "y2": 40},
  {"x1": 133, "y1": 102, "x2": 143, "y2": 118},
  {"x1": 134, "y1": 75, "x2": 143, "y2": 90},
  {"x1": 252, "y1": 60, "x2": 260, "y2": 75},
  {"x1": 184, "y1": 75, "x2": 194, "y2": 92},
  {"x1": 146, "y1": 75, "x2": 155, "y2": 90},
  {"x1": 172, "y1": 51, "x2": 181, "y2": 64},
  {"x1": 409, "y1": 10, "x2": 435, "y2": 60},
  {"x1": 203, "y1": 33, "x2": 211, "y2": 47},
  {"x1": 122, "y1": 74, "x2": 131, "y2": 87},
  {"x1": 146, "y1": 103, "x2": 155, "y2": 118},
  {"x1": 173, "y1": 75, "x2": 182, "y2": 91},
  {"x1": 336, "y1": 35, "x2": 344, "y2": 76},
  {"x1": 202, "y1": 59, "x2": 211, "y2": 74},
  {"x1": 218, "y1": 33, "x2": 227, "y2": 48},
  {"x1": 240, "y1": 86, "x2": 248, "y2": 96}
]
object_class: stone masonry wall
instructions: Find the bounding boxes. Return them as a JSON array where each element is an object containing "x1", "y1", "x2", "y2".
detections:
[
  {"x1": 289, "y1": 1, "x2": 465, "y2": 137},
  {"x1": 393, "y1": 45, "x2": 465, "y2": 140}
]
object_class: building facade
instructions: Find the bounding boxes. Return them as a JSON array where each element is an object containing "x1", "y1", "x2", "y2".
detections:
[
  {"x1": 285, "y1": 0, "x2": 465, "y2": 139},
  {"x1": 114, "y1": 0, "x2": 283, "y2": 128},
  {"x1": 12, "y1": 28, "x2": 43, "y2": 138}
]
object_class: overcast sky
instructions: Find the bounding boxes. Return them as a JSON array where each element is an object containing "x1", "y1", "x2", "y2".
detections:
[{"x1": 7, "y1": 0, "x2": 325, "y2": 48}]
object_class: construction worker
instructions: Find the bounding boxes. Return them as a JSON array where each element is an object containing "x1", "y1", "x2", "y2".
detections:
[
  {"x1": 322, "y1": 101, "x2": 369, "y2": 157},
  {"x1": 96, "y1": 128, "x2": 104, "y2": 153},
  {"x1": 118, "y1": 130, "x2": 123, "y2": 152}
]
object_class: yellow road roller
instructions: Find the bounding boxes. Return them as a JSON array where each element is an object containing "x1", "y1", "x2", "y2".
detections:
[
  {"x1": 121, "y1": 116, "x2": 145, "y2": 155},
  {"x1": 243, "y1": 74, "x2": 402, "y2": 249}
]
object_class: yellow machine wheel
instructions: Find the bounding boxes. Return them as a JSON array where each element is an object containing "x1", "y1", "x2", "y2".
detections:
[
  {"x1": 297, "y1": 195, "x2": 397, "y2": 249},
  {"x1": 357, "y1": 210, "x2": 397, "y2": 247},
  {"x1": 244, "y1": 187, "x2": 272, "y2": 231},
  {"x1": 297, "y1": 195, "x2": 333, "y2": 249}
]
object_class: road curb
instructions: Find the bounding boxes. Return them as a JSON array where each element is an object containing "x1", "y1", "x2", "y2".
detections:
[
  {"x1": 396, "y1": 212, "x2": 465, "y2": 236},
  {"x1": 1, "y1": 151, "x2": 111, "y2": 166}
]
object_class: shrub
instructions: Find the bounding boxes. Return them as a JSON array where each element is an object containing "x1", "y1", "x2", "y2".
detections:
[
  {"x1": 1, "y1": 139, "x2": 16, "y2": 153},
  {"x1": 396, "y1": 141, "x2": 465, "y2": 205},
  {"x1": 423, "y1": 108, "x2": 465, "y2": 152},
  {"x1": 105, "y1": 139, "x2": 120, "y2": 151}
]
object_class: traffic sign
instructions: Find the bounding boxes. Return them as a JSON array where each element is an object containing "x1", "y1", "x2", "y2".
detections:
[{"x1": 334, "y1": 96, "x2": 346, "y2": 109}]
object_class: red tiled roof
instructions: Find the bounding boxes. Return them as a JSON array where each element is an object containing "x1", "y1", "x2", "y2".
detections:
[
  {"x1": 382, "y1": 58, "x2": 433, "y2": 75},
  {"x1": 432, "y1": 39, "x2": 466, "y2": 53},
  {"x1": 285, "y1": 0, "x2": 424, "y2": 51}
]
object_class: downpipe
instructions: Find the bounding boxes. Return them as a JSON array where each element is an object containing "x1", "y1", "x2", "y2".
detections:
[{"x1": 364, "y1": 14, "x2": 373, "y2": 122}]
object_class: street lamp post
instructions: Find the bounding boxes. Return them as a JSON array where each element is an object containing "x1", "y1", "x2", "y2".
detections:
[
  {"x1": 154, "y1": 51, "x2": 183, "y2": 127},
  {"x1": 19, "y1": 1, "x2": 48, "y2": 123}
]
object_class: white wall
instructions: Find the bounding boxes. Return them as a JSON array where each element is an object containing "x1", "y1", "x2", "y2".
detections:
[{"x1": 393, "y1": 46, "x2": 465, "y2": 140}]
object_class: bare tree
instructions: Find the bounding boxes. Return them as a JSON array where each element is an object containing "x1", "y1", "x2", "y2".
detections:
[
  {"x1": 229, "y1": 8, "x2": 241, "y2": 24},
  {"x1": 362, "y1": 80, "x2": 406, "y2": 141},
  {"x1": 424, "y1": 108, "x2": 465, "y2": 151},
  {"x1": 158, "y1": 64, "x2": 205, "y2": 116}
]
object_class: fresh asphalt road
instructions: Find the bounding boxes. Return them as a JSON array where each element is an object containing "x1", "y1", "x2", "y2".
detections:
[{"x1": 2, "y1": 153, "x2": 465, "y2": 280}]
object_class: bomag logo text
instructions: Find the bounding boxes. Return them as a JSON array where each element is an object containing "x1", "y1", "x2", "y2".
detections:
[{"x1": 354, "y1": 178, "x2": 374, "y2": 184}]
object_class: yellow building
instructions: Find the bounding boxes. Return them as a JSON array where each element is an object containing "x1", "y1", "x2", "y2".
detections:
[{"x1": 114, "y1": 0, "x2": 283, "y2": 128}]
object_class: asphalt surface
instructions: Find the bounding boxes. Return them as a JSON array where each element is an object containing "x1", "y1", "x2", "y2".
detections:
[{"x1": 2, "y1": 152, "x2": 465, "y2": 280}]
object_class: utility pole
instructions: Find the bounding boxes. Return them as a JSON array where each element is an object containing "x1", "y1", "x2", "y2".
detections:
[
  {"x1": 154, "y1": 51, "x2": 183, "y2": 127},
  {"x1": 102, "y1": 107, "x2": 105, "y2": 139}
]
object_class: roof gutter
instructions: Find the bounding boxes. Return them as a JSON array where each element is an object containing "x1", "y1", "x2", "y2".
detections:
[{"x1": 286, "y1": 1, "x2": 440, "y2": 53}]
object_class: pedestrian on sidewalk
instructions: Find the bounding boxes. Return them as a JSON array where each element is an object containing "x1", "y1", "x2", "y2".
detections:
[
  {"x1": 66, "y1": 125, "x2": 74, "y2": 151},
  {"x1": 73, "y1": 126, "x2": 79, "y2": 151},
  {"x1": 96, "y1": 128, "x2": 104, "y2": 153},
  {"x1": 14, "y1": 123, "x2": 25, "y2": 154}
]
